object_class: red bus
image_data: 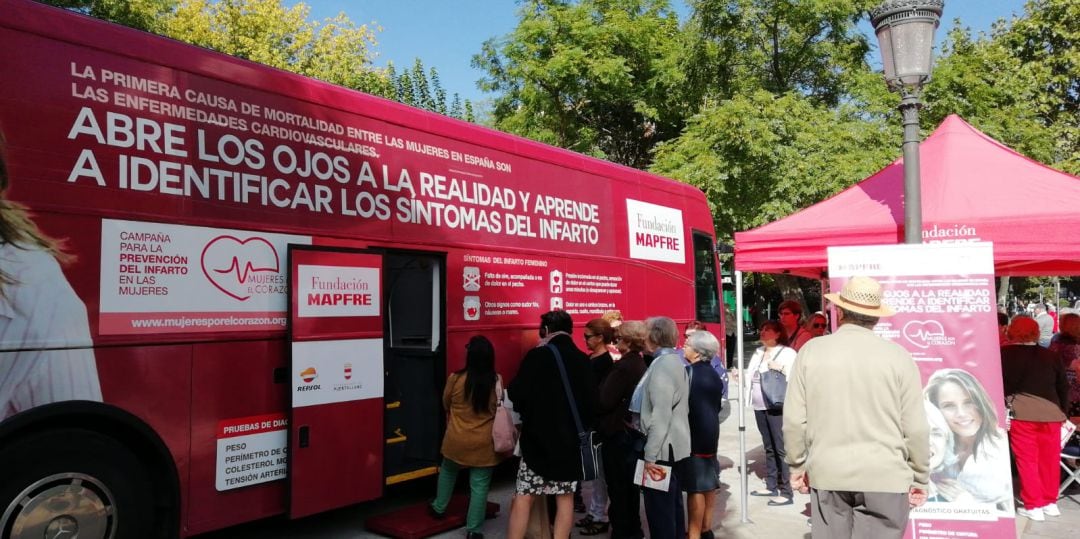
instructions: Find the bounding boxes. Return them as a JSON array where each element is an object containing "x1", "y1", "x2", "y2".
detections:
[{"x1": 0, "y1": 1, "x2": 723, "y2": 537}]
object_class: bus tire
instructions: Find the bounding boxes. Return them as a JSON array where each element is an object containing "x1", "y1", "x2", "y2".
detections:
[{"x1": 0, "y1": 428, "x2": 156, "y2": 539}]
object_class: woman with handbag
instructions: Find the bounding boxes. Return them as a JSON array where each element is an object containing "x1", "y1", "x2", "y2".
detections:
[
  {"x1": 507, "y1": 310, "x2": 594, "y2": 539},
  {"x1": 743, "y1": 320, "x2": 796, "y2": 506},
  {"x1": 430, "y1": 335, "x2": 502, "y2": 539}
]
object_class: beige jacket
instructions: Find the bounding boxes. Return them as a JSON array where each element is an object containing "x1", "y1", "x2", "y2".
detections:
[{"x1": 783, "y1": 324, "x2": 929, "y2": 493}]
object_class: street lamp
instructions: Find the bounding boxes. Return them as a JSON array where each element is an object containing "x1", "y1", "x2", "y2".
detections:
[{"x1": 871, "y1": 0, "x2": 944, "y2": 244}]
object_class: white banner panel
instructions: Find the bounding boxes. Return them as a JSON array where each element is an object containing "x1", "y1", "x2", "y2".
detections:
[
  {"x1": 296, "y1": 265, "x2": 380, "y2": 318},
  {"x1": 626, "y1": 199, "x2": 685, "y2": 264},
  {"x1": 291, "y1": 339, "x2": 383, "y2": 408},
  {"x1": 101, "y1": 219, "x2": 311, "y2": 313}
]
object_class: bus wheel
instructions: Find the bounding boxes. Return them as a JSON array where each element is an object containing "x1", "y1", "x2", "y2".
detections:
[{"x1": 0, "y1": 428, "x2": 156, "y2": 539}]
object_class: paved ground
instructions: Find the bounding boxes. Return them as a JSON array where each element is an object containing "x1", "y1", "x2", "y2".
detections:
[
  {"x1": 197, "y1": 395, "x2": 1080, "y2": 538},
  {"x1": 197, "y1": 338, "x2": 1080, "y2": 538}
]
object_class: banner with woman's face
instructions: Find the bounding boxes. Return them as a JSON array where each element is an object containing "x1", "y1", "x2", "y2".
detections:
[{"x1": 830, "y1": 243, "x2": 1015, "y2": 539}]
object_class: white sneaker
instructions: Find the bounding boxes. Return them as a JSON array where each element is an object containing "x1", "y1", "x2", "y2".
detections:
[
  {"x1": 1041, "y1": 503, "x2": 1061, "y2": 517},
  {"x1": 1017, "y1": 507, "x2": 1045, "y2": 521}
]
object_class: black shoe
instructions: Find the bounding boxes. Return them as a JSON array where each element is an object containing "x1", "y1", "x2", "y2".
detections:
[
  {"x1": 466, "y1": 533, "x2": 484, "y2": 539},
  {"x1": 427, "y1": 503, "x2": 446, "y2": 520},
  {"x1": 579, "y1": 520, "x2": 609, "y2": 536},
  {"x1": 702, "y1": 531, "x2": 715, "y2": 539},
  {"x1": 573, "y1": 500, "x2": 587, "y2": 514},
  {"x1": 575, "y1": 515, "x2": 595, "y2": 527}
]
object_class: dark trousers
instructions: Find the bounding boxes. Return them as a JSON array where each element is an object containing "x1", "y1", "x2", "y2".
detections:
[
  {"x1": 811, "y1": 489, "x2": 910, "y2": 539},
  {"x1": 602, "y1": 430, "x2": 644, "y2": 539},
  {"x1": 641, "y1": 446, "x2": 685, "y2": 539},
  {"x1": 754, "y1": 409, "x2": 792, "y2": 497}
]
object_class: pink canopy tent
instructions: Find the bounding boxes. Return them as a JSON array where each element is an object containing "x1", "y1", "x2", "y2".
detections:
[{"x1": 734, "y1": 115, "x2": 1080, "y2": 278}]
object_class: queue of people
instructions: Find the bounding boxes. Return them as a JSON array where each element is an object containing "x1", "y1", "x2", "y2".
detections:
[
  {"x1": 430, "y1": 309, "x2": 733, "y2": 539},
  {"x1": 428, "y1": 285, "x2": 1080, "y2": 538}
]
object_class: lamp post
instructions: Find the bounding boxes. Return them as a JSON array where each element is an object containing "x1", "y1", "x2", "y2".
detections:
[{"x1": 871, "y1": 0, "x2": 944, "y2": 244}]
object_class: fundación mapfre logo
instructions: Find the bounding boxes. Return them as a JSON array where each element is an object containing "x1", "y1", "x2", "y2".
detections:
[
  {"x1": 626, "y1": 199, "x2": 685, "y2": 264},
  {"x1": 902, "y1": 320, "x2": 957, "y2": 349}
]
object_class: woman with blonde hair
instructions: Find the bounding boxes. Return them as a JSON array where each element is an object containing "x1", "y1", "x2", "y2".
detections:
[{"x1": 1, "y1": 128, "x2": 100, "y2": 418}]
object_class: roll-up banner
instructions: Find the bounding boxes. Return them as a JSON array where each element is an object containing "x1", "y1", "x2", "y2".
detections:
[{"x1": 828, "y1": 242, "x2": 1015, "y2": 539}]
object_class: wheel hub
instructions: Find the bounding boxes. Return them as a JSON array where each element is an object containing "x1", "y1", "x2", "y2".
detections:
[{"x1": 1, "y1": 473, "x2": 115, "y2": 539}]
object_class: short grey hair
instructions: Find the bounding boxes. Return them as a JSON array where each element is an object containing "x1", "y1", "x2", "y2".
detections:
[
  {"x1": 685, "y1": 330, "x2": 719, "y2": 359},
  {"x1": 838, "y1": 306, "x2": 878, "y2": 329},
  {"x1": 645, "y1": 316, "x2": 678, "y2": 348}
]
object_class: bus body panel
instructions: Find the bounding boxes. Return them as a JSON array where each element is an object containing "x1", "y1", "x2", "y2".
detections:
[{"x1": 0, "y1": 1, "x2": 722, "y2": 536}]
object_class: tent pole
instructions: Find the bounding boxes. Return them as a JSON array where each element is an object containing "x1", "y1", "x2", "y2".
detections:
[{"x1": 736, "y1": 270, "x2": 749, "y2": 523}]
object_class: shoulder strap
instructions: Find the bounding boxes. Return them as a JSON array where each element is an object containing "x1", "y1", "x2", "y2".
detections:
[
  {"x1": 495, "y1": 375, "x2": 504, "y2": 404},
  {"x1": 547, "y1": 344, "x2": 586, "y2": 436}
]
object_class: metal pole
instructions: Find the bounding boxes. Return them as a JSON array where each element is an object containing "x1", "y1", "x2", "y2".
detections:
[
  {"x1": 735, "y1": 270, "x2": 749, "y2": 523},
  {"x1": 900, "y1": 89, "x2": 923, "y2": 244}
]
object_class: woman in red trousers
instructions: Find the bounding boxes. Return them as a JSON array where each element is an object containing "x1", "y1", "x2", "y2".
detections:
[{"x1": 1001, "y1": 316, "x2": 1069, "y2": 521}]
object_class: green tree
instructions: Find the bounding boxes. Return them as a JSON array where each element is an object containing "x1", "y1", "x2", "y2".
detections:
[
  {"x1": 388, "y1": 58, "x2": 474, "y2": 121},
  {"x1": 41, "y1": 0, "x2": 176, "y2": 32},
  {"x1": 650, "y1": 90, "x2": 896, "y2": 241},
  {"x1": 683, "y1": 0, "x2": 878, "y2": 107},
  {"x1": 922, "y1": 24, "x2": 1058, "y2": 167},
  {"x1": 473, "y1": 0, "x2": 689, "y2": 168},
  {"x1": 162, "y1": 0, "x2": 388, "y2": 93}
]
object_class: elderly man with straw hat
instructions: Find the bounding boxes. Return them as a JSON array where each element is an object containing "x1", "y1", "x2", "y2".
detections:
[{"x1": 783, "y1": 276, "x2": 930, "y2": 539}]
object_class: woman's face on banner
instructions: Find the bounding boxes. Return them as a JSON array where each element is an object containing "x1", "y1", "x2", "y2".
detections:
[
  {"x1": 936, "y1": 381, "x2": 982, "y2": 438},
  {"x1": 928, "y1": 423, "x2": 950, "y2": 469}
]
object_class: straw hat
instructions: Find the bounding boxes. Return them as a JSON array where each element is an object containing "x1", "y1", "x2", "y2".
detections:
[{"x1": 825, "y1": 276, "x2": 895, "y2": 317}]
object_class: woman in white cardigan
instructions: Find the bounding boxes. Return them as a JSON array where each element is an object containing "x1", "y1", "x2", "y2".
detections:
[{"x1": 742, "y1": 320, "x2": 797, "y2": 505}]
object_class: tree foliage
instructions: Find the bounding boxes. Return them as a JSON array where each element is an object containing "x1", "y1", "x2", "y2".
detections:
[
  {"x1": 161, "y1": 0, "x2": 388, "y2": 94},
  {"x1": 42, "y1": 0, "x2": 176, "y2": 32},
  {"x1": 684, "y1": 0, "x2": 878, "y2": 106},
  {"x1": 388, "y1": 59, "x2": 476, "y2": 122},
  {"x1": 41, "y1": 0, "x2": 477, "y2": 122},
  {"x1": 650, "y1": 90, "x2": 896, "y2": 240},
  {"x1": 473, "y1": 0, "x2": 689, "y2": 168}
]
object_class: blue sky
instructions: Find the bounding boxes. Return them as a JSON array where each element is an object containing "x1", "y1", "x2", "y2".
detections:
[{"x1": 296, "y1": 0, "x2": 1030, "y2": 104}]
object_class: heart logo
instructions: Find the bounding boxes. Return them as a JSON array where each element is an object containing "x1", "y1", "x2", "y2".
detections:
[
  {"x1": 902, "y1": 320, "x2": 946, "y2": 349},
  {"x1": 467, "y1": 307, "x2": 478, "y2": 317},
  {"x1": 201, "y1": 235, "x2": 280, "y2": 301}
]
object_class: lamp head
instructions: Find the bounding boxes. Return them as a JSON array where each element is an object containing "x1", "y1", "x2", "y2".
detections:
[{"x1": 871, "y1": 0, "x2": 944, "y2": 90}]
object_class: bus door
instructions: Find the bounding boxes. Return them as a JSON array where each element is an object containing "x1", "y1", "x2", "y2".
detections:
[
  {"x1": 287, "y1": 246, "x2": 385, "y2": 518},
  {"x1": 381, "y1": 252, "x2": 445, "y2": 485}
]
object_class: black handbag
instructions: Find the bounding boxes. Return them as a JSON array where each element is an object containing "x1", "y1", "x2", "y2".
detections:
[
  {"x1": 548, "y1": 344, "x2": 602, "y2": 481},
  {"x1": 760, "y1": 368, "x2": 788, "y2": 411}
]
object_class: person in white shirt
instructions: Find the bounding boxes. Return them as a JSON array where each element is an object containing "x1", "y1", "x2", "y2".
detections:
[{"x1": 1, "y1": 129, "x2": 101, "y2": 419}]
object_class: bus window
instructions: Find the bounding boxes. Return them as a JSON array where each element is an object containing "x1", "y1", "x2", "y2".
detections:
[{"x1": 693, "y1": 231, "x2": 721, "y2": 323}]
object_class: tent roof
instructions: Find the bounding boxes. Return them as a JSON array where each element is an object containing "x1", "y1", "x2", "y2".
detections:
[{"x1": 734, "y1": 115, "x2": 1080, "y2": 278}]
